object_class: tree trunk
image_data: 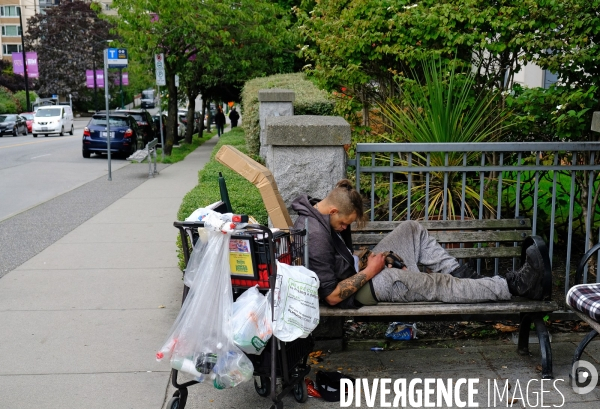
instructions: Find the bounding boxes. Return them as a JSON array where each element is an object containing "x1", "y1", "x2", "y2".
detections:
[
  {"x1": 199, "y1": 98, "x2": 206, "y2": 139},
  {"x1": 165, "y1": 70, "x2": 177, "y2": 156},
  {"x1": 185, "y1": 91, "x2": 197, "y2": 144}
]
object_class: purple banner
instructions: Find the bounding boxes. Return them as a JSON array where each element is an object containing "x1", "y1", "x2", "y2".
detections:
[
  {"x1": 114, "y1": 72, "x2": 129, "y2": 86},
  {"x1": 85, "y1": 70, "x2": 104, "y2": 88},
  {"x1": 12, "y1": 52, "x2": 39, "y2": 78}
]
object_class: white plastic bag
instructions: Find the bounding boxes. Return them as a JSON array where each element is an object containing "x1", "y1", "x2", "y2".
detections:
[
  {"x1": 231, "y1": 286, "x2": 272, "y2": 355},
  {"x1": 273, "y1": 261, "x2": 320, "y2": 342},
  {"x1": 156, "y1": 215, "x2": 254, "y2": 389}
]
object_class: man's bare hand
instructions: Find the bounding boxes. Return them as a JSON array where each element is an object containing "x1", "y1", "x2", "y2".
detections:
[{"x1": 363, "y1": 252, "x2": 386, "y2": 276}]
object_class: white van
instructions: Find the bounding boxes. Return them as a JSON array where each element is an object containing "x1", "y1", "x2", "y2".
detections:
[{"x1": 32, "y1": 105, "x2": 74, "y2": 137}]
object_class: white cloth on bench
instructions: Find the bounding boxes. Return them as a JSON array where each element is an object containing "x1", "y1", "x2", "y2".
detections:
[{"x1": 371, "y1": 221, "x2": 511, "y2": 303}]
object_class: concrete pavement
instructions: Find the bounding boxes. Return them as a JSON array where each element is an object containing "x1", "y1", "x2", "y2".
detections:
[{"x1": 1, "y1": 129, "x2": 599, "y2": 408}]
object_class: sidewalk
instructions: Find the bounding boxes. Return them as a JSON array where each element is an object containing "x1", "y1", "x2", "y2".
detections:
[
  {"x1": 0, "y1": 135, "x2": 220, "y2": 408},
  {"x1": 0, "y1": 129, "x2": 599, "y2": 408}
]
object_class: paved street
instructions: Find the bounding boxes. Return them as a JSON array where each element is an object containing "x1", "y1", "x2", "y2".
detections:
[{"x1": 0, "y1": 117, "x2": 132, "y2": 222}]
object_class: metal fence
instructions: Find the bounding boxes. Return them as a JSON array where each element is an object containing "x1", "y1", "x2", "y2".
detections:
[{"x1": 348, "y1": 142, "x2": 600, "y2": 292}]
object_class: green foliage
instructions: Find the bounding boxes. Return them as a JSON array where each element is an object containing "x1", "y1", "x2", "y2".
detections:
[
  {"x1": 505, "y1": 84, "x2": 599, "y2": 142},
  {"x1": 177, "y1": 127, "x2": 268, "y2": 225},
  {"x1": 13, "y1": 91, "x2": 38, "y2": 113},
  {"x1": 0, "y1": 86, "x2": 20, "y2": 113},
  {"x1": 241, "y1": 73, "x2": 334, "y2": 155},
  {"x1": 296, "y1": 0, "x2": 600, "y2": 127}
]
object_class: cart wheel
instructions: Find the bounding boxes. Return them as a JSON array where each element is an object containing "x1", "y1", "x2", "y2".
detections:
[
  {"x1": 167, "y1": 396, "x2": 180, "y2": 409},
  {"x1": 293, "y1": 379, "x2": 308, "y2": 403},
  {"x1": 254, "y1": 375, "x2": 271, "y2": 397}
]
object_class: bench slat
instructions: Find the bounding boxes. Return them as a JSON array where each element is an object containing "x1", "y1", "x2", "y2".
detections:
[
  {"x1": 353, "y1": 230, "x2": 531, "y2": 245},
  {"x1": 445, "y1": 246, "x2": 521, "y2": 259},
  {"x1": 320, "y1": 300, "x2": 558, "y2": 317},
  {"x1": 354, "y1": 219, "x2": 531, "y2": 232}
]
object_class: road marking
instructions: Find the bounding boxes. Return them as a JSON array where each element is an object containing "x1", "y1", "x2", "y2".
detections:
[
  {"x1": 31, "y1": 154, "x2": 51, "y2": 159},
  {"x1": 0, "y1": 135, "x2": 78, "y2": 150}
]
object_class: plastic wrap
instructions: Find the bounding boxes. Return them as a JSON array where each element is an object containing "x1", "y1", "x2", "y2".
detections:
[
  {"x1": 156, "y1": 213, "x2": 253, "y2": 389},
  {"x1": 231, "y1": 286, "x2": 272, "y2": 355}
]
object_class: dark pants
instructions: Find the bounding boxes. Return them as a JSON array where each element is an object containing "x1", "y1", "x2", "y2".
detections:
[
  {"x1": 231, "y1": 121, "x2": 238, "y2": 128},
  {"x1": 216, "y1": 124, "x2": 224, "y2": 137}
]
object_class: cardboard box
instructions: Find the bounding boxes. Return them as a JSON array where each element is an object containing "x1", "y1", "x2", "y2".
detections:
[{"x1": 216, "y1": 145, "x2": 293, "y2": 228}]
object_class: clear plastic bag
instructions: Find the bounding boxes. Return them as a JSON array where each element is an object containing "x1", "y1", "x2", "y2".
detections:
[
  {"x1": 231, "y1": 286, "x2": 272, "y2": 355},
  {"x1": 156, "y1": 216, "x2": 253, "y2": 389}
]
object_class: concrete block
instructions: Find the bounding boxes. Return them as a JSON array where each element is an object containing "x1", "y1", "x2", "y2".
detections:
[
  {"x1": 258, "y1": 88, "x2": 295, "y2": 102},
  {"x1": 312, "y1": 316, "x2": 345, "y2": 338},
  {"x1": 314, "y1": 338, "x2": 344, "y2": 353},
  {"x1": 592, "y1": 111, "x2": 600, "y2": 133},
  {"x1": 268, "y1": 145, "x2": 347, "y2": 212},
  {"x1": 265, "y1": 115, "x2": 351, "y2": 146}
]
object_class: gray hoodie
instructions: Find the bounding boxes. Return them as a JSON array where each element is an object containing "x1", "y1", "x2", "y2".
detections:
[{"x1": 292, "y1": 195, "x2": 360, "y2": 309}]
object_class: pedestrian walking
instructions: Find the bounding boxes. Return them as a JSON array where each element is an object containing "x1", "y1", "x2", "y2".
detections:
[
  {"x1": 214, "y1": 106, "x2": 226, "y2": 137},
  {"x1": 229, "y1": 107, "x2": 240, "y2": 128}
]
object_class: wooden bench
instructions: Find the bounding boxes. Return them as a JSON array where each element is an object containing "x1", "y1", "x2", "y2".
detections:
[{"x1": 319, "y1": 218, "x2": 559, "y2": 379}]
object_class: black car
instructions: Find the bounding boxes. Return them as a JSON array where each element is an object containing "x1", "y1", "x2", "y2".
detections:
[
  {"x1": 0, "y1": 114, "x2": 28, "y2": 137},
  {"x1": 152, "y1": 114, "x2": 167, "y2": 144},
  {"x1": 114, "y1": 109, "x2": 158, "y2": 145},
  {"x1": 82, "y1": 113, "x2": 143, "y2": 158}
]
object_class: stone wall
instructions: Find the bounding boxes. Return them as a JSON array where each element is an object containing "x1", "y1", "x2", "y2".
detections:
[{"x1": 258, "y1": 89, "x2": 294, "y2": 160}]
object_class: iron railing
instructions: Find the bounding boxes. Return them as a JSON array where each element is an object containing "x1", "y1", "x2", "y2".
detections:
[{"x1": 349, "y1": 142, "x2": 600, "y2": 292}]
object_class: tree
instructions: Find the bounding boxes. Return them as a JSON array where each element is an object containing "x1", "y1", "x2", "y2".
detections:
[
  {"x1": 113, "y1": 0, "x2": 294, "y2": 154},
  {"x1": 0, "y1": 60, "x2": 35, "y2": 93},
  {"x1": 296, "y1": 0, "x2": 600, "y2": 126},
  {"x1": 24, "y1": 1, "x2": 115, "y2": 102}
]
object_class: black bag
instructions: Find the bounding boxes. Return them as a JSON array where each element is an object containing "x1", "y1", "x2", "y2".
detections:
[{"x1": 315, "y1": 371, "x2": 356, "y2": 402}]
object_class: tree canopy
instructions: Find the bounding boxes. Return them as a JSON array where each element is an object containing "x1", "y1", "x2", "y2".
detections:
[
  {"x1": 112, "y1": 0, "x2": 294, "y2": 154},
  {"x1": 24, "y1": 1, "x2": 115, "y2": 100}
]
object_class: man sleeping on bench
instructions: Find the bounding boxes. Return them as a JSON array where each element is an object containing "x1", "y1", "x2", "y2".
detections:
[{"x1": 292, "y1": 179, "x2": 545, "y2": 309}]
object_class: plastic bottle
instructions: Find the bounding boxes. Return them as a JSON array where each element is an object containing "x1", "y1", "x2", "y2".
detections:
[
  {"x1": 195, "y1": 352, "x2": 218, "y2": 374},
  {"x1": 371, "y1": 347, "x2": 384, "y2": 352},
  {"x1": 156, "y1": 338, "x2": 178, "y2": 361},
  {"x1": 171, "y1": 356, "x2": 204, "y2": 378}
]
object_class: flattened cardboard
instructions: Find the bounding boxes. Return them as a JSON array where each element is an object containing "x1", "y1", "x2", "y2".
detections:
[{"x1": 216, "y1": 145, "x2": 293, "y2": 228}]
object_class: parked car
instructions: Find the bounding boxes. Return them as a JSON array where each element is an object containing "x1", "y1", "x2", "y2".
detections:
[
  {"x1": 141, "y1": 89, "x2": 156, "y2": 108},
  {"x1": 110, "y1": 109, "x2": 157, "y2": 145},
  {"x1": 32, "y1": 105, "x2": 74, "y2": 137},
  {"x1": 152, "y1": 114, "x2": 167, "y2": 144},
  {"x1": 19, "y1": 112, "x2": 34, "y2": 133},
  {"x1": 0, "y1": 114, "x2": 28, "y2": 137},
  {"x1": 82, "y1": 113, "x2": 142, "y2": 158}
]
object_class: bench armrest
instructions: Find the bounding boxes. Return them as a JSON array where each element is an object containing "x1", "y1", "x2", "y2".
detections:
[
  {"x1": 573, "y1": 242, "x2": 600, "y2": 286},
  {"x1": 521, "y1": 236, "x2": 552, "y2": 301}
]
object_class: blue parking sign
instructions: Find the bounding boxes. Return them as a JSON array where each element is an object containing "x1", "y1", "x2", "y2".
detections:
[{"x1": 107, "y1": 48, "x2": 128, "y2": 68}]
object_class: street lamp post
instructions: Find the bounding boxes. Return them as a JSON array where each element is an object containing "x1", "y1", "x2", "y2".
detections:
[{"x1": 18, "y1": 7, "x2": 30, "y2": 112}]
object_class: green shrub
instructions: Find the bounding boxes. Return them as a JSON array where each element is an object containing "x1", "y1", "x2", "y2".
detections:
[
  {"x1": 176, "y1": 127, "x2": 268, "y2": 270},
  {"x1": 14, "y1": 91, "x2": 38, "y2": 112},
  {"x1": 0, "y1": 86, "x2": 19, "y2": 113},
  {"x1": 177, "y1": 127, "x2": 268, "y2": 224},
  {"x1": 241, "y1": 73, "x2": 335, "y2": 156}
]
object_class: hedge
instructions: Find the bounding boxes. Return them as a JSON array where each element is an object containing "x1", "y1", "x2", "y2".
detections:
[
  {"x1": 240, "y1": 72, "x2": 335, "y2": 157},
  {"x1": 176, "y1": 127, "x2": 269, "y2": 269},
  {"x1": 177, "y1": 127, "x2": 268, "y2": 224}
]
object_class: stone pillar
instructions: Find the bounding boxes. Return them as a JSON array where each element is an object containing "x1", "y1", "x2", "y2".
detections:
[
  {"x1": 265, "y1": 115, "x2": 351, "y2": 218},
  {"x1": 258, "y1": 89, "x2": 294, "y2": 160},
  {"x1": 592, "y1": 112, "x2": 600, "y2": 133}
]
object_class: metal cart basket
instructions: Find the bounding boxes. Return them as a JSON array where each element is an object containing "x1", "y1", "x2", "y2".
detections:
[{"x1": 169, "y1": 221, "x2": 313, "y2": 409}]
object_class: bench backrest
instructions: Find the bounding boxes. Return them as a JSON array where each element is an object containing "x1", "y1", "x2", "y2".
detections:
[{"x1": 352, "y1": 218, "x2": 531, "y2": 260}]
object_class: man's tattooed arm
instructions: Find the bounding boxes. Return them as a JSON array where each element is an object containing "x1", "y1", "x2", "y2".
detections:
[{"x1": 337, "y1": 273, "x2": 368, "y2": 300}]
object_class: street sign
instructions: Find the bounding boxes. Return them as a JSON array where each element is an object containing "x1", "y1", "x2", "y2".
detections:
[
  {"x1": 155, "y1": 54, "x2": 166, "y2": 86},
  {"x1": 175, "y1": 74, "x2": 179, "y2": 88},
  {"x1": 107, "y1": 48, "x2": 128, "y2": 68}
]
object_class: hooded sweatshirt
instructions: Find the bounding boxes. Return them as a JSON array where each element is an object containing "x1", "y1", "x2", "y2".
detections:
[{"x1": 292, "y1": 195, "x2": 360, "y2": 309}]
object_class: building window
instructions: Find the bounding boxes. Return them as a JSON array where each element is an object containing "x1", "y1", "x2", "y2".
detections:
[
  {"x1": 3, "y1": 44, "x2": 23, "y2": 55},
  {"x1": 2, "y1": 25, "x2": 22, "y2": 37},
  {"x1": 0, "y1": 6, "x2": 20, "y2": 17}
]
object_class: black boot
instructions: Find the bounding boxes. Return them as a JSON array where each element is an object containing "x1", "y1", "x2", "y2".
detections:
[
  {"x1": 506, "y1": 244, "x2": 545, "y2": 300},
  {"x1": 450, "y1": 263, "x2": 486, "y2": 279}
]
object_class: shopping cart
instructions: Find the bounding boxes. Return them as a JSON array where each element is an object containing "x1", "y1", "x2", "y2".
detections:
[{"x1": 168, "y1": 220, "x2": 313, "y2": 409}]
